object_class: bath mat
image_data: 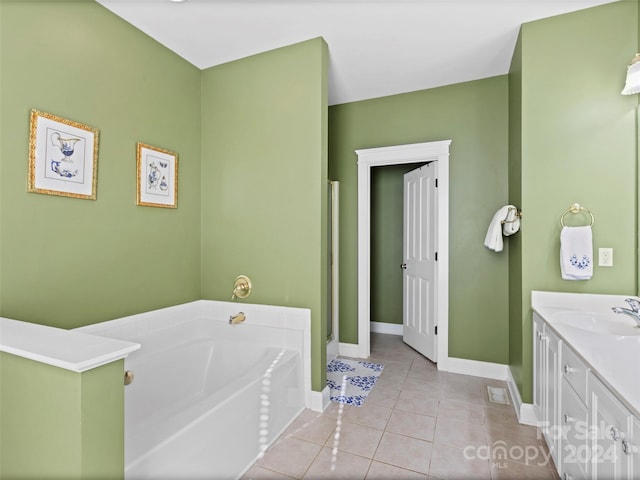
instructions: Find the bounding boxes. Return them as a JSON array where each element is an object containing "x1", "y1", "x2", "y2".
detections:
[{"x1": 327, "y1": 358, "x2": 384, "y2": 407}]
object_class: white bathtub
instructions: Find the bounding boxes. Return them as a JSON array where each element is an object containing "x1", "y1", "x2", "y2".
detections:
[{"x1": 75, "y1": 300, "x2": 311, "y2": 479}]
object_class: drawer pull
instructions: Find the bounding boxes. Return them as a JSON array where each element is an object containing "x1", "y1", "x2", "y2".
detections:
[
  {"x1": 563, "y1": 364, "x2": 573, "y2": 374},
  {"x1": 610, "y1": 427, "x2": 621, "y2": 441},
  {"x1": 622, "y1": 440, "x2": 634, "y2": 455},
  {"x1": 563, "y1": 413, "x2": 574, "y2": 424},
  {"x1": 563, "y1": 472, "x2": 572, "y2": 480}
]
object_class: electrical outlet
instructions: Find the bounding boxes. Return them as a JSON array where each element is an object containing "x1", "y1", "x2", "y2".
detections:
[{"x1": 599, "y1": 248, "x2": 613, "y2": 267}]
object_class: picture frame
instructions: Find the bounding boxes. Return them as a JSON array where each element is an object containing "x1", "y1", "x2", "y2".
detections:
[
  {"x1": 136, "y1": 142, "x2": 178, "y2": 208},
  {"x1": 28, "y1": 109, "x2": 99, "y2": 200}
]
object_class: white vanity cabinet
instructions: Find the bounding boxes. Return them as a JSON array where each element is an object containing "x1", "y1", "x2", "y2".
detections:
[
  {"x1": 533, "y1": 307, "x2": 640, "y2": 480},
  {"x1": 533, "y1": 312, "x2": 562, "y2": 466},
  {"x1": 589, "y1": 374, "x2": 640, "y2": 480}
]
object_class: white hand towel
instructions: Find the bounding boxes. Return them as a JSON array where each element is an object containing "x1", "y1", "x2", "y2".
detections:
[
  {"x1": 560, "y1": 226, "x2": 593, "y2": 280},
  {"x1": 484, "y1": 205, "x2": 512, "y2": 252},
  {"x1": 502, "y1": 207, "x2": 520, "y2": 236}
]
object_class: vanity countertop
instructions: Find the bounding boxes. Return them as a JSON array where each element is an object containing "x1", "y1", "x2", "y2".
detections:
[
  {"x1": 0, "y1": 316, "x2": 140, "y2": 372},
  {"x1": 532, "y1": 291, "x2": 640, "y2": 417}
]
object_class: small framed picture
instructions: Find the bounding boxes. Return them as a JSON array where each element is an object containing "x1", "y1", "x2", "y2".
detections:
[
  {"x1": 28, "y1": 109, "x2": 99, "y2": 200},
  {"x1": 136, "y1": 142, "x2": 178, "y2": 208}
]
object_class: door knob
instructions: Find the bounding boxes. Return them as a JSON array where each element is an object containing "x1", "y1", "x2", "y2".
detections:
[{"x1": 400, "y1": 263, "x2": 407, "y2": 269}]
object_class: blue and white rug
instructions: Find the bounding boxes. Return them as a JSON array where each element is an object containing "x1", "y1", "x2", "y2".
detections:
[{"x1": 327, "y1": 358, "x2": 384, "y2": 407}]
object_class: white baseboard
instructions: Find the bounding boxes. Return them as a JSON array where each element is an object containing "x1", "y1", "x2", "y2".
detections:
[
  {"x1": 506, "y1": 366, "x2": 538, "y2": 426},
  {"x1": 338, "y1": 342, "x2": 361, "y2": 358},
  {"x1": 447, "y1": 357, "x2": 510, "y2": 380},
  {"x1": 309, "y1": 386, "x2": 330, "y2": 413},
  {"x1": 370, "y1": 321, "x2": 403, "y2": 336}
]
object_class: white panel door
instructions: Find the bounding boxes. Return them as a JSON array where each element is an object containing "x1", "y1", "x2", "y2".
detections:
[{"x1": 402, "y1": 162, "x2": 437, "y2": 362}]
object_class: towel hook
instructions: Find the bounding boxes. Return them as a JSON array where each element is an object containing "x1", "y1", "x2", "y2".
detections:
[
  {"x1": 500, "y1": 206, "x2": 522, "y2": 225},
  {"x1": 560, "y1": 203, "x2": 594, "y2": 227}
]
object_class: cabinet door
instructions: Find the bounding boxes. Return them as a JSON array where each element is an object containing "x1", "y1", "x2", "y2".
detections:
[
  {"x1": 545, "y1": 326, "x2": 561, "y2": 465},
  {"x1": 589, "y1": 375, "x2": 638, "y2": 480},
  {"x1": 561, "y1": 377, "x2": 589, "y2": 479},
  {"x1": 533, "y1": 313, "x2": 545, "y2": 422}
]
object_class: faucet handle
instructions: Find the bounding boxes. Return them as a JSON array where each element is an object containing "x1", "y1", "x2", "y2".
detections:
[{"x1": 625, "y1": 298, "x2": 640, "y2": 312}]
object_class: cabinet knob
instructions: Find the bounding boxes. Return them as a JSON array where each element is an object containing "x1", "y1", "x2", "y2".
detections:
[
  {"x1": 563, "y1": 413, "x2": 574, "y2": 424},
  {"x1": 563, "y1": 364, "x2": 573, "y2": 374}
]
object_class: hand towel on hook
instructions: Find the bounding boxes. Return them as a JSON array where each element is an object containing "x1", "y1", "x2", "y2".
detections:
[
  {"x1": 560, "y1": 226, "x2": 593, "y2": 280},
  {"x1": 484, "y1": 205, "x2": 515, "y2": 252}
]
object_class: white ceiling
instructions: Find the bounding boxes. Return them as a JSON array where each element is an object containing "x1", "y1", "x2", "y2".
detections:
[{"x1": 97, "y1": 0, "x2": 618, "y2": 105}]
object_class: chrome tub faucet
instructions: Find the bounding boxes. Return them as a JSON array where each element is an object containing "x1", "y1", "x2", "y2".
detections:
[{"x1": 612, "y1": 298, "x2": 640, "y2": 327}]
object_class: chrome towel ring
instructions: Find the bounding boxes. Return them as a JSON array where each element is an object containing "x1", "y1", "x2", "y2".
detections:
[{"x1": 560, "y1": 203, "x2": 594, "y2": 227}]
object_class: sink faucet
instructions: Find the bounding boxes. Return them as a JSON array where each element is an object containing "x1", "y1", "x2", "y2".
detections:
[
  {"x1": 229, "y1": 312, "x2": 246, "y2": 325},
  {"x1": 611, "y1": 298, "x2": 640, "y2": 327}
]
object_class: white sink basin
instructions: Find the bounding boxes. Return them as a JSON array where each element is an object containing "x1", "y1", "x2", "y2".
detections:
[{"x1": 551, "y1": 311, "x2": 640, "y2": 336}]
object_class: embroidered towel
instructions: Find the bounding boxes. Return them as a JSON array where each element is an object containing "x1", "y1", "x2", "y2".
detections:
[{"x1": 560, "y1": 226, "x2": 593, "y2": 280}]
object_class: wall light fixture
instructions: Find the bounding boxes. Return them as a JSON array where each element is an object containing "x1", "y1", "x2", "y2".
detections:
[{"x1": 622, "y1": 54, "x2": 640, "y2": 95}]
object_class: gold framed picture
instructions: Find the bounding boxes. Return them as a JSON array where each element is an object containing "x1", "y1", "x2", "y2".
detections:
[
  {"x1": 28, "y1": 109, "x2": 99, "y2": 200},
  {"x1": 136, "y1": 142, "x2": 178, "y2": 208}
]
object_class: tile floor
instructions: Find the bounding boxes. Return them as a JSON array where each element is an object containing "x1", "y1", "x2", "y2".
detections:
[{"x1": 242, "y1": 333, "x2": 559, "y2": 479}]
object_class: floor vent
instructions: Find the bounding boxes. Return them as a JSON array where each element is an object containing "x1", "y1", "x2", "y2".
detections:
[{"x1": 487, "y1": 386, "x2": 510, "y2": 405}]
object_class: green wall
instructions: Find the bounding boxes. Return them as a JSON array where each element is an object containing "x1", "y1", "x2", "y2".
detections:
[
  {"x1": 200, "y1": 38, "x2": 329, "y2": 391},
  {"x1": 511, "y1": 0, "x2": 639, "y2": 403},
  {"x1": 329, "y1": 76, "x2": 510, "y2": 364},
  {"x1": 0, "y1": 0, "x2": 202, "y2": 329}
]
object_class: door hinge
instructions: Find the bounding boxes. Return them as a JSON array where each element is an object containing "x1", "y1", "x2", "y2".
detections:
[
  {"x1": 435, "y1": 252, "x2": 438, "y2": 261},
  {"x1": 435, "y1": 178, "x2": 438, "y2": 188},
  {"x1": 435, "y1": 326, "x2": 438, "y2": 335}
]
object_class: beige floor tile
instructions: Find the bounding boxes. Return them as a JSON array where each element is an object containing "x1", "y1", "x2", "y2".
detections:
[
  {"x1": 374, "y1": 372, "x2": 406, "y2": 391},
  {"x1": 241, "y1": 464, "x2": 297, "y2": 480},
  {"x1": 490, "y1": 459, "x2": 556, "y2": 479},
  {"x1": 428, "y1": 443, "x2": 491, "y2": 479},
  {"x1": 402, "y1": 376, "x2": 443, "y2": 396},
  {"x1": 434, "y1": 417, "x2": 488, "y2": 449},
  {"x1": 379, "y1": 360, "x2": 411, "y2": 378},
  {"x1": 284, "y1": 409, "x2": 338, "y2": 445},
  {"x1": 437, "y1": 399, "x2": 485, "y2": 426},
  {"x1": 303, "y1": 446, "x2": 371, "y2": 479},
  {"x1": 366, "y1": 384, "x2": 401, "y2": 408},
  {"x1": 256, "y1": 436, "x2": 321, "y2": 479},
  {"x1": 322, "y1": 401, "x2": 352, "y2": 419},
  {"x1": 396, "y1": 390, "x2": 439, "y2": 417},
  {"x1": 343, "y1": 402, "x2": 392, "y2": 430},
  {"x1": 373, "y1": 432, "x2": 432, "y2": 474},
  {"x1": 366, "y1": 460, "x2": 430, "y2": 479},
  {"x1": 386, "y1": 410, "x2": 436, "y2": 442},
  {"x1": 332, "y1": 421, "x2": 384, "y2": 458}
]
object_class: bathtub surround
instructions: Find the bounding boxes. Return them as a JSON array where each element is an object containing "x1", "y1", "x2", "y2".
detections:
[{"x1": 75, "y1": 300, "x2": 311, "y2": 479}]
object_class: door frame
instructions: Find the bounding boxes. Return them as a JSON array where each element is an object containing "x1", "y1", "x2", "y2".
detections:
[{"x1": 355, "y1": 140, "x2": 451, "y2": 370}]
